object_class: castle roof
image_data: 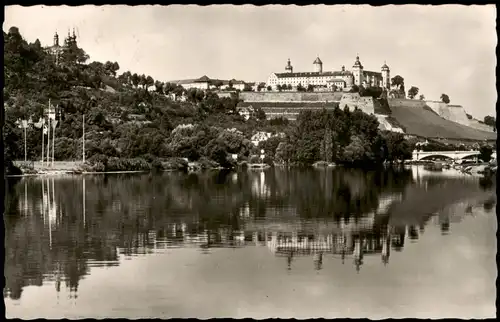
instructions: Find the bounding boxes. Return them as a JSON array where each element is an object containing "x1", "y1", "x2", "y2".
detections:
[
  {"x1": 381, "y1": 62, "x2": 389, "y2": 70},
  {"x1": 353, "y1": 55, "x2": 363, "y2": 69},
  {"x1": 363, "y1": 70, "x2": 382, "y2": 77},
  {"x1": 313, "y1": 57, "x2": 323, "y2": 64},
  {"x1": 274, "y1": 71, "x2": 353, "y2": 78},
  {"x1": 197, "y1": 75, "x2": 211, "y2": 82}
]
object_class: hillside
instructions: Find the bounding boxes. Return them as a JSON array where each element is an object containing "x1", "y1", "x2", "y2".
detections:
[{"x1": 389, "y1": 104, "x2": 496, "y2": 141}]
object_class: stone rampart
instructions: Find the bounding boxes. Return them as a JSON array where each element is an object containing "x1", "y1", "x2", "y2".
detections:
[
  {"x1": 388, "y1": 98, "x2": 427, "y2": 109},
  {"x1": 240, "y1": 91, "x2": 343, "y2": 102},
  {"x1": 339, "y1": 93, "x2": 375, "y2": 115}
]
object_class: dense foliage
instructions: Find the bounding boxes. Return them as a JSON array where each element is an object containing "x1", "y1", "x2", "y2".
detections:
[{"x1": 3, "y1": 26, "x2": 422, "y2": 172}]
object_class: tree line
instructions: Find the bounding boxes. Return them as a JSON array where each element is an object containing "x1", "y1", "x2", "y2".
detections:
[{"x1": 5, "y1": 26, "x2": 491, "y2": 174}]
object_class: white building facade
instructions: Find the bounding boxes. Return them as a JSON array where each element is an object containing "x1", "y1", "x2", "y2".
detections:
[{"x1": 266, "y1": 55, "x2": 391, "y2": 91}]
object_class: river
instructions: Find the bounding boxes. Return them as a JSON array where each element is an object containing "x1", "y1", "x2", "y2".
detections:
[{"x1": 3, "y1": 166, "x2": 497, "y2": 319}]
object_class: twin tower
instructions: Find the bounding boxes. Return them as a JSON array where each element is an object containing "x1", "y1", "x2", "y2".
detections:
[{"x1": 284, "y1": 55, "x2": 391, "y2": 89}]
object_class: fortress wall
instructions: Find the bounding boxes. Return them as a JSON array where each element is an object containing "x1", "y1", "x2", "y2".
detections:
[
  {"x1": 424, "y1": 101, "x2": 446, "y2": 115},
  {"x1": 339, "y1": 93, "x2": 375, "y2": 115},
  {"x1": 240, "y1": 92, "x2": 343, "y2": 102},
  {"x1": 388, "y1": 98, "x2": 427, "y2": 109},
  {"x1": 467, "y1": 119, "x2": 495, "y2": 132},
  {"x1": 425, "y1": 101, "x2": 493, "y2": 131},
  {"x1": 438, "y1": 104, "x2": 470, "y2": 125}
]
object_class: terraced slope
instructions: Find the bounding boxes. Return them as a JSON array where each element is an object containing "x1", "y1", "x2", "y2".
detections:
[{"x1": 389, "y1": 104, "x2": 496, "y2": 141}]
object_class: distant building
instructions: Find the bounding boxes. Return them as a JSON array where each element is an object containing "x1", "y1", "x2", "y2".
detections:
[
  {"x1": 45, "y1": 29, "x2": 78, "y2": 64},
  {"x1": 168, "y1": 75, "x2": 249, "y2": 91},
  {"x1": 267, "y1": 55, "x2": 391, "y2": 91}
]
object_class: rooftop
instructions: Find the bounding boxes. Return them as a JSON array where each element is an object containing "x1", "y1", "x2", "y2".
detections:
[
  {"x1": 313, "y1": 57, "x2": 323, "y2": 64},
  {"x1": 274, "y1": 71, "x2": 353, "y2": 78}
]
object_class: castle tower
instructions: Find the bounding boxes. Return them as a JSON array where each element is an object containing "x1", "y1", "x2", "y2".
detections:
[
  {"x1": 285, "y1": 58, "x2": 293, "y2": 73},
  {"x1": 352, "y1": 54, "x2": 364, "y2": 86},
  {"x1": 381, "y1": 61, "x2": 390, "y2": 90},
  {"x1": 53, "y1": 32, "x2": 59, "y2": 46},
  {"x1": 313, "y1": 56, "x2": 323, "y2": 73}
]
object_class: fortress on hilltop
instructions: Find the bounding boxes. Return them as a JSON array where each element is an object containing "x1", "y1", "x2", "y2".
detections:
[{"x1": 266, "y1": 55, "x2": 390, "y2": 91}]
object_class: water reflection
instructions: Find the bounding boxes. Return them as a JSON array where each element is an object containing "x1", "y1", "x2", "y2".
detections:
[{"x1": 3, "y1": 167, "x2": 496, "y2": 316}]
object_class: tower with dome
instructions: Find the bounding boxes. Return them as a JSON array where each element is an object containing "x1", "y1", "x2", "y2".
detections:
[{"x1": 45, "y1": 29, "x2": 79, "y2": 64}]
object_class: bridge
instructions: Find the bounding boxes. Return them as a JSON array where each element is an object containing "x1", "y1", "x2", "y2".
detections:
[{"x1": 412, "y1": 150, "x2": 481, "y2": 162}]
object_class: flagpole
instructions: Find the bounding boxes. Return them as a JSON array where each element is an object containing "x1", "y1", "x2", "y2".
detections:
[
  {"x1": 41, "y1": 122, "x2": 45, "y2": 166},
  {"x1": 52, "y1": 119, "x2": 55, "y2": 167},
  {"x1": 24, "y1": 125, "x2": 27, "y2": 163},
  {"x1": 82, "y1": 114, "x2": 85, "y2": 163},
  {"x1": 47, "y1": 100, "x2": 51, "y2": 168},
  {"x1": 47, "y1": 118, "x2": 50, "y2": 167}
]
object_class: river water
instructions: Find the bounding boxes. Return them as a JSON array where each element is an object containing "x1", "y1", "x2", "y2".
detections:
[{"x1": 3, "y1": 166, "x2": 497, "y2": 319}]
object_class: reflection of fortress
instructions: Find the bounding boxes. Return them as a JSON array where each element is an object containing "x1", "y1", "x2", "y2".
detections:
[{"x1": 5, "y1": 171, "x2": 493, "y2": 303}]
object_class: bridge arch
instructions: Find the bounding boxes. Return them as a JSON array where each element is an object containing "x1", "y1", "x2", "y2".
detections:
[
  {"x1": 419, "y1": 154, "x2": 454, "y2": 161},
  {"x1": 412, "y1": 150, "x2": 481, "y2": 162},
  {"x1": 457, "y1": 151, "x2": 481, "y2": 159}
]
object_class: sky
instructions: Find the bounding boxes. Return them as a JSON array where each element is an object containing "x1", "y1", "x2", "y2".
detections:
[{"x1": 4, "y1": 5, "x2": 497, "y2": 119}]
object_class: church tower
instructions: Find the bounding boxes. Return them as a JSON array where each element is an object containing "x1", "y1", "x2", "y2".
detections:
[
  {"x1": 285, "y1": 58, "x2": 293, "y2": 73},
  {"x1": 53, "y1": 32, "x2": 59, "y2": 46},
  {"x1": 352, "y1": 54, "x2": 364, "y2": 86},
  {"x1": 313, "y1": 56, "x2": 323, "y2": 73},
  {"x1": 381, "y1": 61, "x2": 390, "y2": 90}
]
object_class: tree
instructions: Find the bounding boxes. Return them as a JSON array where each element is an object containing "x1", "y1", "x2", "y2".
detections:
[
  {"x1": 479, "y1": 145, "x2": 493, "y2": 162},
  {"x1": 391, "y1": 75, "x2": 405, "y2": 90},
  {"x1": 407, "y1": 86, "x2": 419, "y2": 99},
  {"x1": 139, "y1": 74, "x2": 147, "y2": 88},
  {"x1": 266, "y1": 86, "x2": 272, "y2": 91},
  {"x1": 440, "y1": 93, "x2": 450, "y2": 104},
  {"x1": 112, "y1": 62, "x2": 120, "y2": 76},
  {"x1": 131, "y1": 73, "x2": 139, "y2": 88},
  {"x1": 213, "y1": 80, "x2": 223, "y2": 89},
  {"x1": 484, "y1": 115, "x2": 496, "y2": 128},
  {"x1": 146, "y1": 76, "x2": 154, "y2": 89},
  {"x1": 276, "y1": 84, "x2": 282, "y2": 92},
  {"x1": 350, "y1": 84, "x2": 360, "y2": 93},
  {"x1": 297, "y1": 83, "x2": 305, "y2": 92},
  {"x1": 383, "y1": 131, "x2": 412, "y2": 163},
  {"x1": 391, "y1": 75, "x2": 405, "y2": 98},
  {"x1": 287, "y1": 84, "x2": 292, "y2": 90},
  {"x1": 243, "y1": 83, "x2": 252, "y2": 92},
  {"x1": 419, "y1": 94, "x2": 425, "y2": 100},
  {"x1": 154, "y1": 81, "x2": 164, "y2": 94},
  {"x1": 255, "y1": 107, "x2": 266, "y2": 121},
  {"x1": 307, "y1": 84, "x2": 314, "y2": 92},
  {"x1": 319, "y1": 128, "x2": 334, "y2": 162}
]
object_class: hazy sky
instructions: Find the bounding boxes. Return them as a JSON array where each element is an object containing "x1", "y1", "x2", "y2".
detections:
[{"x1": 4, "y1": 5, "x2": 497, "y2": 118}]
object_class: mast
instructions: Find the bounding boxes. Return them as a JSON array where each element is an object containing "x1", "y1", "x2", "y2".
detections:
[
  {"x1": 82, "y1": 114, "x2": 85, "y2": 163},
  {"x1": 41, "y1": 120, "x2": 44, "y2": 166},
  {"x1": 46, "y1": 100, "x2": 51, "y2": 167}
]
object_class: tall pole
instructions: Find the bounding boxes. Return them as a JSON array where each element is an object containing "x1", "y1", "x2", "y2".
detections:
[
  {"x1": 46, "y1": 118, "x2": 51, "y2": 167},
  {"x1": 52, "y1": 121, "x2": 55, "y2": 167},
  {"x1": 82, "y1": 114, "x2": 85, "y2": 163},
  {"x1": 83, "y1": 177, "x2": 86, "y2": 227},
  {"x1": 24, "y1": 126, "x2": 27, "y2": 163},
  {"x1": 41, "y1": 123, "x2": 45, "y2": 166}
]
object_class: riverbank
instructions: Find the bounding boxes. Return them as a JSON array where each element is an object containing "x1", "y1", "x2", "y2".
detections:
[{"x1": 8, "y1": 158, "x2": 496, "y2": 178}]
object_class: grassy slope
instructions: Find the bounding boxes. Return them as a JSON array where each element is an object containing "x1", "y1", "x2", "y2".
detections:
[{"x1": 389, "y1": 104, "x2": 496, "y2": 141}]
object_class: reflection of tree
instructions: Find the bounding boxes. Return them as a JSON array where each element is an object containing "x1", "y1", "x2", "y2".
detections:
[{"x1": 3, "y1": 167, "x2": 495, "y2": 299}]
